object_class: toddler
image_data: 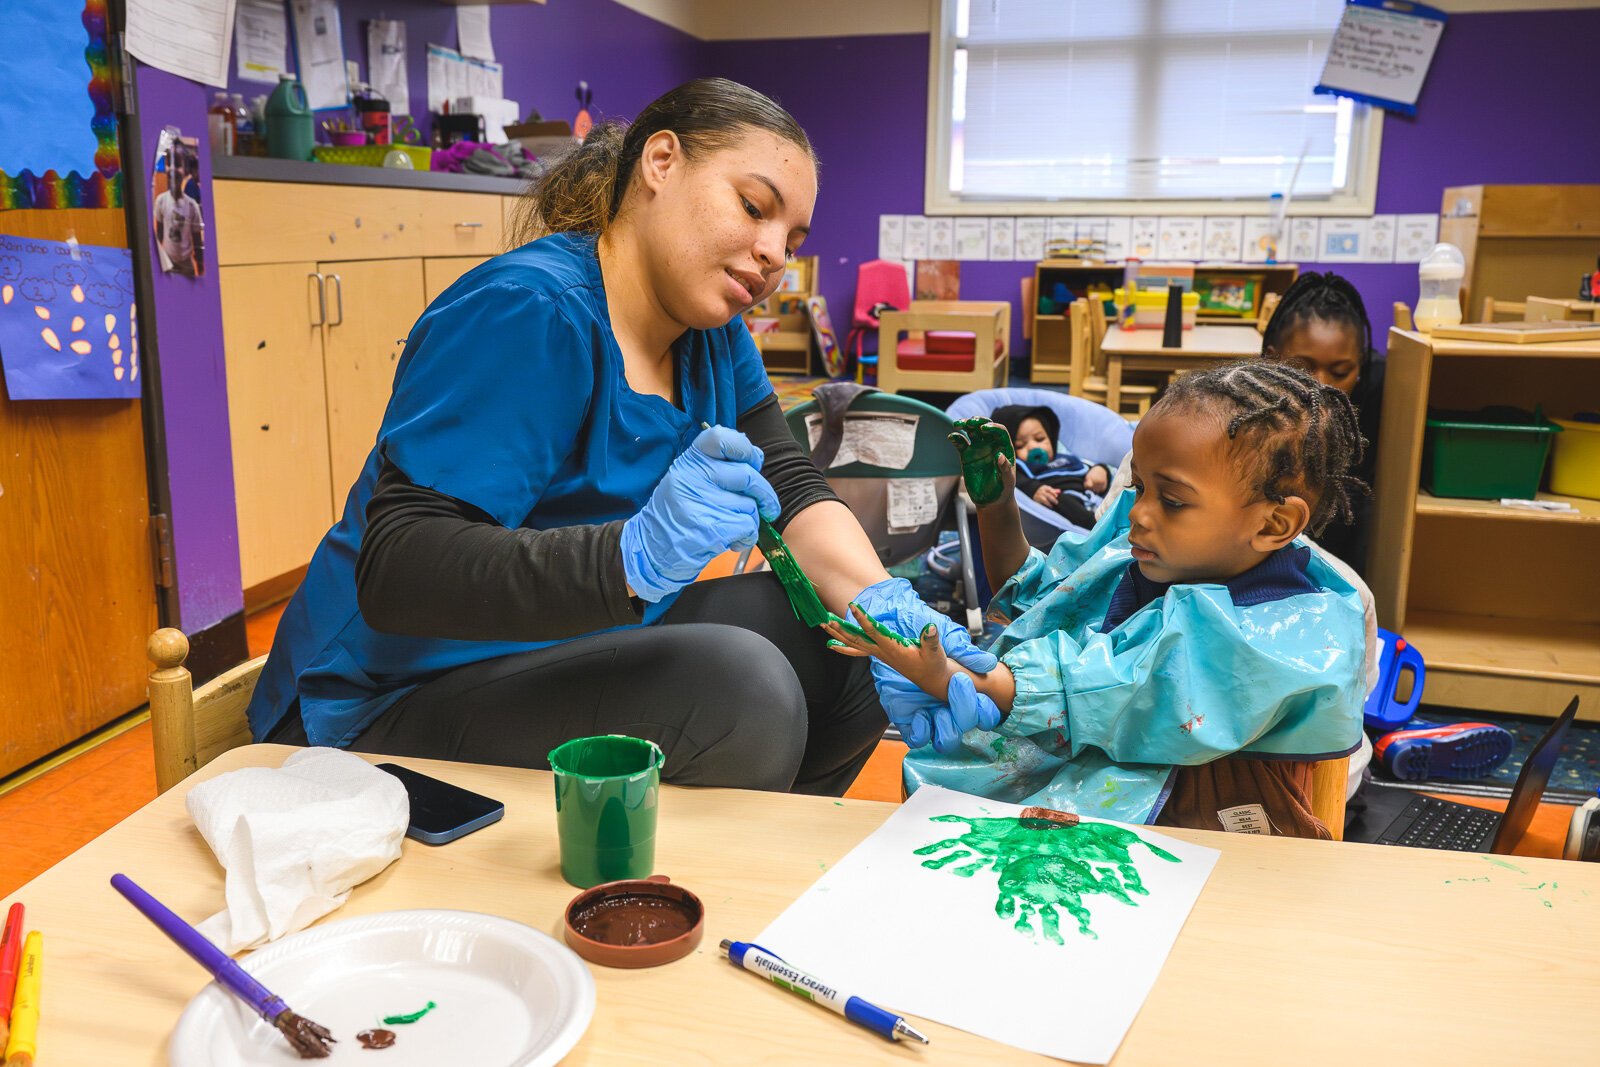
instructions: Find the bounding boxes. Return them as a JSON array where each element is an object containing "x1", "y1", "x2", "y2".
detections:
[
  {"x1": 989, "y1": 404, "x2": 1111, "y2": 529},
  {"x1": 830, "y1": 362, "x2": 1370, "y2": 839}
]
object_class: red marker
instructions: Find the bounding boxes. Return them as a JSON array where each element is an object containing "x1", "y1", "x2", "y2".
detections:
[{"x1": 0, "y1": 901, "x2": 24, "y2": 1049}]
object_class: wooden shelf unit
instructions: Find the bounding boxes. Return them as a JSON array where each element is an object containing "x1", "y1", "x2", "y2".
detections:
[
  {"x1": 1439, "y1": 184, "x2": 1600, "y2": 323},
  {"x1": 744, "y1": 255, "x2": 818, "y2": 376},
  {"x1": 1028, "y1": 261, "x2": 1296, "y2": 383},
  {"x1": 1370, "y1": 329, "x2": 1600, "y2": 719}
]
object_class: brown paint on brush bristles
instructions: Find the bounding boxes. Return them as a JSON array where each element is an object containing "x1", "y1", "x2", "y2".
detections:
[{"x1": 275, "y1": 1009, "x2": 337, "y2": 1058}]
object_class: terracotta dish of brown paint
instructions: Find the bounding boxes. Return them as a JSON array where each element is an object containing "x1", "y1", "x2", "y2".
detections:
[{"x1": 562, "y1": 874, "x2": 704, "y2": 968}]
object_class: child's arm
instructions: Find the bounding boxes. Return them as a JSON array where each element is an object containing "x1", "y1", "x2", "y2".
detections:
[
  {"x1": 975, "y1": 456, "x2": 1032, "y2": 591},
  {"x1": 826, "y1": 606, "x2": 1017, "y2": 712},
  {"x1": 947, "y1": 421, "x2": 1032, "y2": 589}
]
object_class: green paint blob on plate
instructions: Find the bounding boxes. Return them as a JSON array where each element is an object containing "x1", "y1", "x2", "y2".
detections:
[{"x1": 382, "y1": 1001, "x2": 438, "y2": 1026}]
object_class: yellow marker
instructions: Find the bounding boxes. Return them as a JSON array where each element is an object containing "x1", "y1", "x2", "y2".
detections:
[{"x1": 4, "y1": 931, "x2": 40, "y2": 1067}]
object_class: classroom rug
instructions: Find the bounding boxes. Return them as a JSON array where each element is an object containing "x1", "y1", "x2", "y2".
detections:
[
  {"x1": 1369, "y1": 706, "x2": 1600, "y2": 800},
  {"x1": 768, "y1": 374, "x2": 833, "y2": 411}
]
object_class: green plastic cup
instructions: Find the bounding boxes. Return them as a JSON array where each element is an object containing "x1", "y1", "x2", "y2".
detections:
[{"x1": 548, "y1": 735, "x2": 664, "y2": 889}]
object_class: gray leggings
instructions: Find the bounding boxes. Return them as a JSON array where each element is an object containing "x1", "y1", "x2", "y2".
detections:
[{"x1": 269, "y1": 574, "x2": 887, "y2": 796}]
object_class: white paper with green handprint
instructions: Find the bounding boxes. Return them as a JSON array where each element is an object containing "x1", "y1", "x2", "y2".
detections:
[{"x1": 758, "y1": 785, "x2": 1219, "y2": 1064}]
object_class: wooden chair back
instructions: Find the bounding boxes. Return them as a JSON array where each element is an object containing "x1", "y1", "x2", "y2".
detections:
[
  {"x1": 1481, "y1": 297, "x2": 1526, "y2": 322},
  {"x1": 1523, "y1": 295, "x2": 1586, "y2": 322},
  {"x1": 1310, "y1": 757, "x2": 1351, "y2": 841},
  {"x1": 1393, "y1": 302, "x2": 1414, "y2": 331},
  {"x1": 876, "y1": 300, "x2": 1010, "y2": 395},
  {"x1": 1086, "y1": 298, "x2": 1110, "y2": 377},
  {"x1": 1257, "y1": 291, "x2": 1282, "y2": 334},
  {"x1": 1067, "y1": 299, "x2": 1093, "y2": 395},
  {"x1": 147, "y1": 628, "x2": 267, "y2": 793}
]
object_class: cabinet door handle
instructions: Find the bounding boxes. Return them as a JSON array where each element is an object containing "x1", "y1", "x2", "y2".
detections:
[
  {"x1": 309, "y1": 272, "x2": 326, "y2": 326},
  {"x1": 326, "y1": 273, "x2": 344, "y2": 326},
  {"x1": 455, "y1": 221, "x2": 484, "y2": 229}
]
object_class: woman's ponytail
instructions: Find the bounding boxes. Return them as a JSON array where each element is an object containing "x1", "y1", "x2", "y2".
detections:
[{"x1": 508, "y1": 121, "x2": 626, "y2": 247}]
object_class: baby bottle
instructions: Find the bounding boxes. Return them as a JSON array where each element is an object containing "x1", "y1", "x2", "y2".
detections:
[{"x1": 1415, "y1": 243, "x2": 1465, "y2": 332}]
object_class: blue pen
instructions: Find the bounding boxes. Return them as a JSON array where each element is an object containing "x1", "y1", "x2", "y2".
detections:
[{"x1": 719, "y1": 939, "x2": 930, "y2": 1044}]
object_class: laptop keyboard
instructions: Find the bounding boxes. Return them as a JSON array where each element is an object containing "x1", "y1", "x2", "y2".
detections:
[{"x1": 1379, "y1": 795, "x2": 1500, "y2": 850}]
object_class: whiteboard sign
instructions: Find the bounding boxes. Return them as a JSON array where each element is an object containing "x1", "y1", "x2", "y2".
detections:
[{"x1": 1316, "y1": 0, "x2": 1447, "y2": 116}]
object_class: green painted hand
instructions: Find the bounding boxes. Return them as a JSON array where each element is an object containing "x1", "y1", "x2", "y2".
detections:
[{"x1": 947, "y1": 418, "x2": 1015, "y2": 507}]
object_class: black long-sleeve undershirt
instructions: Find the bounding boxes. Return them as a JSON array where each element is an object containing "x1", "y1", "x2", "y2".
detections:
[{"x1": 354, "y1": 393, "x2": 838, "y2": 642}]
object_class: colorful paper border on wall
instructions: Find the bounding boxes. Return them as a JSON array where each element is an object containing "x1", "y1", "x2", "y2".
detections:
[{"x1": 0, "y1": 0, "x2": 124, "y2": 211}]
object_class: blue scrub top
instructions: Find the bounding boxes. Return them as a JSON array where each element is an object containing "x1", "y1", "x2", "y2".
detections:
[{"x1": 246, "y1": 232, "x2": 775, "y2": 747}]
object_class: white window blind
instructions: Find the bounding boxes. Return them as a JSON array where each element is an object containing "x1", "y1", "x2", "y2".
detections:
[{"x1": 932, "y1": 0, "x2": 1380, "y2": 212}]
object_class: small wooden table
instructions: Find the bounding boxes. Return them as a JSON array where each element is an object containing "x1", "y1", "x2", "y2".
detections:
[
  {"x1": 6, "y1": 745, "x2": 1597, "y2": 1065},
  {"x1": 1100, "y1": 324, "x2": 1263, "y2": 411}
]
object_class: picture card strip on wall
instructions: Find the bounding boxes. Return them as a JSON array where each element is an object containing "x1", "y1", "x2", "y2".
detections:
[
  {"x1": 927, "y1": 218, "x2": 955, "y2": 261},
  {"x1": 1317, "y1": 218, "x2": 1369, "y2": 263},
  {"x1": 1241, "y1": 217, "x2": 1277, "y2": 264},
  {"x1": 1013, "y1": 218, "x2": 1047, "y2": 262},
  {"x1": 953, "y1": 218, "x2": 989, "y2": 261},
  {"x1": 1288, "y1": 218, "x2": 1320, "y2": 263},
  {"x1": 1365, "y1": 214, "x2": 1397, "y2": 263},
  {"x1": 1130, "y1": 217, "x2": 1159, "y2": 260},
  {"x1": 1201, "y1": 217, "x2": 1243, "y2": 262},
  {"x1": 987, "y1": 217, "x2": 1016, "y2": 261},
  {"x1": 1395, "y1": 213, "x2": 1439, "y2": 263},
  {"x1": 902, "y1": 216, "x2": 930, "y2": 261},
  {"x1": 1157, "y1": 217, "x2": 1203, "y2": 260},
  {"x1": 878, "y1": 215, "x2": 905, "y2": 262}
]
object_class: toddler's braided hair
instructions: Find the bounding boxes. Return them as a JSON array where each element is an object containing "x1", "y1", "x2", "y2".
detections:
[{"x1": 1159, "y1": 360, "x2": 1368, "y2": 535}]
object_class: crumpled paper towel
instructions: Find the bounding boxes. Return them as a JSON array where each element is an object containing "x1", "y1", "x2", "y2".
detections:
[{"x1": 185, "y1": 747, "x2": 410, "y2": 952}]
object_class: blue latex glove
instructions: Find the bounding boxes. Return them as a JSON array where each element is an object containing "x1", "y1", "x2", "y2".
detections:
[
  {"x1": 872, "y1": 660, "x2": 1003, "y2": 754},
  {"x1": 852, "y1": 576, "x2": 1001, "y2": 753},
  {"x1": 851, "y1": 577, "x2": 997, "y2": 673},
  {"x1": 621, "y1": 426, "x2": 781, "y2": 603}
]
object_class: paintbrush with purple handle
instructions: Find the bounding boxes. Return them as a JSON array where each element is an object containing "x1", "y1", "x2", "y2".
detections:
[{"x1": 110, "y1": 873, "x2": 336, "y2": 1059}]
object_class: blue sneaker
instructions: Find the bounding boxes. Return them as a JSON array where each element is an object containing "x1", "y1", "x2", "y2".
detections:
[{"x1": 1373, "y1": 720, "x2": 1514, "y2": 781}]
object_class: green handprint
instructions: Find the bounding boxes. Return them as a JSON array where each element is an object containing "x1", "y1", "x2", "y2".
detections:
[{"x1": 914, "y1": 808, "x2": 1181, "y2": 941}]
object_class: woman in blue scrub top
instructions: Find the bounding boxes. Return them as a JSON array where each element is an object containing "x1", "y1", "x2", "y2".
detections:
[{"x1": 246, "y1": 79, "x2": 995, "y2": 795}]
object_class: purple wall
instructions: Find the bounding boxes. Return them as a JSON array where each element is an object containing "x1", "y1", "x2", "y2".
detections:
[
  {"x1": 131, "y1": 63, "x2": 242, "y2": 632},
  {"x1": 705, "y1": 9, "x2": 1600, "y2": 357},
  {"x1": 138, "y1": 0, "x2": 697, "y2": 634}
]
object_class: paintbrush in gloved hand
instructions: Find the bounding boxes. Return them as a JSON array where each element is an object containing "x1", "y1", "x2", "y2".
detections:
[{"x1": 110, "y1": 874, "x2": 336, "y2": 1058}]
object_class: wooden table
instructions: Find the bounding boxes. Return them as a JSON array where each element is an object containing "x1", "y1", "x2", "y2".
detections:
[
  {"x1": 1100, "y1": 324, "x2": 1263, "y2": 412},
  {"x1": 7, "y1": 745, "x2": 1598, "y2": 1065}
]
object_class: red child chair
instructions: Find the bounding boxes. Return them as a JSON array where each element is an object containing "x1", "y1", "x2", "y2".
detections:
[{"x1": 844, "y1": 259, "x2": 912, "y2": 384}]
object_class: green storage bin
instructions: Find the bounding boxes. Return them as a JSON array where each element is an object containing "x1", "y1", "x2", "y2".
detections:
[{"x1": 1421, "y1": 406, "x2": 1561, "y2": 500}]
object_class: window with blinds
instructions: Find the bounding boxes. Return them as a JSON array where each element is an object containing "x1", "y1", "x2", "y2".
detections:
[{"x1": 928, "y1": 0, "x2": 1382, "y2": 214}]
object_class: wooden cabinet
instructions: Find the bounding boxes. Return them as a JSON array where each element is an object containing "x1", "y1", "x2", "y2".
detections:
[
  {"x1": 1439, "y1": 184, "x2": 1600, "y2": 322},
  {"x1": 1369, "y1": 329, "x2": 1600, "y2": 720},
  {"x1": 320, "y1": 258, "x2": 425, "y2": 509},
  {"x1": 218, "y1": 262, "x2": 335, "y2": 590},
  {"x1": 214, "y1": 180, "x2": 498, "y2": 595},
  {"x1": 214, "y1": 181, "x2": 422, "y2": 266},
  {"x1": 417, "y1": 190, "x2": 504, "y2": 257}
]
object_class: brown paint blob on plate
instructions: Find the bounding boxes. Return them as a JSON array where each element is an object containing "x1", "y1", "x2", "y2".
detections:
[{"x1": 357, "y1": 1028, "x2": 397, "y2": 1050}]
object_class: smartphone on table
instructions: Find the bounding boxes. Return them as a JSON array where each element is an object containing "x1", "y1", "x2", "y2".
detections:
[{"x1": 377, "y1": 763, "x2": 505, "y2": 845}]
